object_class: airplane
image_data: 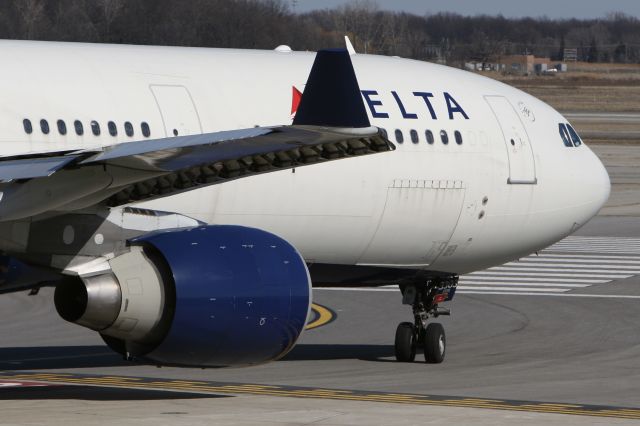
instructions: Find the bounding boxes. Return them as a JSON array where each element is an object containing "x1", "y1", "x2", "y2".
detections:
[{"x1": 0, "y1": 39, "x2": 610, "y2": 367}]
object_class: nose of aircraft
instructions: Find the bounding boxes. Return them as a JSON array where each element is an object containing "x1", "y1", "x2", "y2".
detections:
[{"x1": 583, "y1": 146, "x2": 611, "y2": 218}]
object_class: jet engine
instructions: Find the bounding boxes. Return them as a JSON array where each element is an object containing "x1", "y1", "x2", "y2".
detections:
[{"x1": 54, "y1": 225, "x2": 311, "y2": 367}]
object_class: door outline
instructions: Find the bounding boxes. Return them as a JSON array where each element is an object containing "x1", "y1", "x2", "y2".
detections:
[
  {"x1": 484, "y1": 95, "x2": 537, "y2": 185},
  {"x1": 358, "y1": 180, "x2": 466, "y2": 267},
  {"x1": 149, "y1": 84, "x2": 203, "y2": 137}
]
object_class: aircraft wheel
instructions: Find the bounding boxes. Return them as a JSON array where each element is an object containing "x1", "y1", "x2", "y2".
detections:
[
  {"x1": 424, "y1": 323, "x2": 445, "y2": 364},
  {"x1": 394, "y1": 322, "x2": 416, "y2": 362}
]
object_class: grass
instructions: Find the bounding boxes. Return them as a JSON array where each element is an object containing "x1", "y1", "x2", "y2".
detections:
[
  {"x1": 483, "y1": 62, "x2": 640, "y2": 113},
  {"x1": 516, "y1": 85, "x2": 640, "y2": 112}
]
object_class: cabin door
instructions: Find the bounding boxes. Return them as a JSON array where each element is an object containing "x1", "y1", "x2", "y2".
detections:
[
  {"x1": 150, "y1": 85, "x2": 203, "y2": 137},
  {"x1": 484, "y1": 96, "x2": 537, "y2": 184}
]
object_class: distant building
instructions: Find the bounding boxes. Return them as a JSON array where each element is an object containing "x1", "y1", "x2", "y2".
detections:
[
  {"x1": 494, "y1": 55, "x2": 553, "y2": 75},
  {"x1": 464, "y1": 54, "x2": 566, "y2": 75},
  {"x1": 534, "y1": 63, "x2": 548, "y2": 73},
  {"x1": 563, "y1": 48, "x2": 578, "y2": 62}
]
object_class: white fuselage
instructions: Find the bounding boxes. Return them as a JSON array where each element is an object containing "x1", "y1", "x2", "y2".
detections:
[{"x1": 0, "y1": 41, "x2": 610, "y2": 275}]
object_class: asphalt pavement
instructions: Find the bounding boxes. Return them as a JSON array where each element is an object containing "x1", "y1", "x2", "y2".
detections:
[{"x1": 0, "y1": 139, "x2": 639, "y2": 425}]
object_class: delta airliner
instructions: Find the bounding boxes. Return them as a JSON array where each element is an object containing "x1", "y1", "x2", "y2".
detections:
[{"x1": 0, "y1": 40, "x2": 609, "y2": 366}]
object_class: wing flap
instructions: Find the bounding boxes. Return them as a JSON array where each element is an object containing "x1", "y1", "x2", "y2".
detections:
[
  {"x1": 101, "y1": 125, "x2": 391, "y2": 207},
  {"x1": 80, "y1": 127, "x2": 270, "y2": 166},
  {"x1": 82, "y1": 125, "x2": 387, "y2": 172}
]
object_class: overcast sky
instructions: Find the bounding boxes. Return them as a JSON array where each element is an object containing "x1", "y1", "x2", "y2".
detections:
[{"x1": 293, "y1": 0, "x2": 639, "y2": 19}]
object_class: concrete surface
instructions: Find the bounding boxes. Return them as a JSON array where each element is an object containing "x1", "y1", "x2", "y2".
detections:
[
  {"x1": 0, "y1": 140, "x2": 638, "y2": 425},
  {"x1": 0, "y1": 393, "x2": 634, "y2": 426},
  {"x1": 565, "y1": 112, "x2": 640, "y2": 141},
  {"x1": 591, "y1": 143, "x2": 640, "y2": 216}
]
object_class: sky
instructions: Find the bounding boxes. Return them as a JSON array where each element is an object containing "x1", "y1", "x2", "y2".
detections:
[{"x1": 293, "y1": 0, "x2": 640, "y2": 19}]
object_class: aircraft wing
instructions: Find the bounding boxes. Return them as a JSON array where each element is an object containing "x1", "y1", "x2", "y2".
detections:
[{"x1": 0, "y1": 49, "x2": 393, "y2": 218}]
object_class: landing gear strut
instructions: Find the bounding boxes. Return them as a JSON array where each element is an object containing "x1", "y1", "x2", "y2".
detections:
[{"x1": 394, "y1": 275, "x2": 457, "y2": 363}]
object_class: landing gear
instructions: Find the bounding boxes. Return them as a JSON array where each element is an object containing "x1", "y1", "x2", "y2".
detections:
[
  {"x1": 394, "y1": 275, "x2": 457, "y2": 363},
  {"x1": 394, "y1": 322, "x2": 416, "y2": 362},
  {"x1": 424, "y1": 323, "x2": 445, "y2": 363}
]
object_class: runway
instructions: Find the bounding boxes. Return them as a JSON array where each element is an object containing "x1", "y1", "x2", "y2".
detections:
[
  {"x1": 0, "y1": 216, "x2": 639, "y2": 424},
  {"x1": 564, "y1": 112, "x2": 640, "y2": 124},
  {"x1": 1, "y1": 143, "x2": 639, "y2": 424},
  {"x1": 2, "y1": 372, "x2": 640, "y2": 421},
  {"x1": 564, "y1": 111, "x2": 640, "y2": 142},
  {"x1": 332, "y1": 235, "x2": 640, "y2": 297}
]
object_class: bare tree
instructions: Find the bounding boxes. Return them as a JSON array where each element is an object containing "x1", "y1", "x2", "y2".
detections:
[
  {"x1": 15, "y1": 0, "x2": 46, "y2": 39},
  {"x1": 98, "y1": 0, "x2": 124, "y2": 40},
  {"x1": 333, "y1": 0, "x2": 382, "y2": 54},
  {"x1": 0, "y1": 0, "x2": 635, "y2": 64},
  {"x1": 378, "y1": 12, "x2": 405, "y2": 55},
  {"x1": 403, "y1": 14, "x2": 430, "y2": 59},
  {"x1": 469, "y1": 30, "x2": 506, "y2": 68}
]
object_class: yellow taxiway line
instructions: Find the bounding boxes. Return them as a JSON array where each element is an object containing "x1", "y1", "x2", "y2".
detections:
[
  {"x1": 1, "y1": 372, "x2": 639, "y2": 420},
  {"x1": 305, "y1": 303, "x2": 335, "y2": 330}
]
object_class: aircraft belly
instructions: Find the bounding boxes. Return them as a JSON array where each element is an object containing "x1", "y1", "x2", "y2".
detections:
[
  {"x1": 358, "y1": 180, "x2": 466, "y2": 267},
  {"x1": 206, "y1": 158, "x2": 388, "y2": 265}
]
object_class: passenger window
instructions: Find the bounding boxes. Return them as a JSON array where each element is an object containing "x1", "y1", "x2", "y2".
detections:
[
  {"x1": 566, "y1": 124, "x2": 582, "y2": 147},
  {"x1": 410, "y1": 129, "x2": 419, "y2": 144},
  {"x1": 380, "y1": 128, "x2": 388, "y2": 139},
  {"x1": 425, "y1": 130, "x2": 434, "y2": 144},
  {"x1": 395, "y1": 129, "x2": 404, "y2": 144},
  {"x1": 454, "y1": 130, "x2": 463, "y2": 145},
  {"x1": 440, "y1": 130, "x2": 449, "y2": 145},
  {"x1": 91, "y1": 120, "x2": 101, "y2": 136},
  {"x1": 57, "y1": 120, "x2": 67, "y2": 135},
  {"x1": 74, "y1": 120, "x2": 84, "y2": 136},
  {"x1": 40, "y1": 119, "x2": 49, "y2": 135},
  {"x1": 124, "y1": 121, "x2": 134, "y2": 137},
  {"x1": 108, "y1": 121, "x2": 117, "y2": 137},
  {"x1": 23, "y1": 119, "x2": 32, "y2": 134},
  {"x1": 141, "y1": 122, "x2": 150, "y2": 138},
  {"x1": 558, "y1": 123, "x2": 572, "y2": 147}
]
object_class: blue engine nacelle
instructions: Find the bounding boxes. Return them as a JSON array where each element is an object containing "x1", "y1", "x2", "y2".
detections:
[{"x1": 54, "y1": 225, "x2": 311, "y2": 367}]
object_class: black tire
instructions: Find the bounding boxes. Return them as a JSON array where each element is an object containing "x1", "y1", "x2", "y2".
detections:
[
  {"x1": 424, "y1": 323, "x2": 446, "y2": 364},
  {"x1": 394, "y1": 322, "x2": 416, "y2": 362}
]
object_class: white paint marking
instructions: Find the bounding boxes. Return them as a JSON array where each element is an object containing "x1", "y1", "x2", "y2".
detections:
[
  {"x1": 518, "y1": 258, "x2": 640, "y2": 265},
  {"x1": 468, "y1": 271, "x2": 630, "y2": 279},
  {"x1": 457, "y1": 291, "x2": 640, "y2": 299},
  {"x1": 459, "y1": 276, "x2": 607, "y2": 283},
  {"x1": 486, "y1": 266, "x2": 640, "y2": 274},
  {"x1": 562, "y1": 236, "x2": 640, "y2": 239},
  {"x1": 553, "y1": 239, "x2": 640, "y2": 243},
  {"x1": 533, "y1": 253, "x2": 640, "y2": 260},
  {"x1": 549, "y1": 247, "x2": 640, "y2": 252},
  {"x1": 506, "y1": 262, "x2": 640, "y2": 270},
  {"x1": 550, "y1": 250, "x2": 640, "y2": 253},
  {"x1": 459, "y1": 281, "x2": 588, "y2": 288},
  {"x1": 457, "y1": 286, "x2": 567, "y2": 292},
  {"x1": 555, "y1": 245, "x2": 640, "y2": 248}
]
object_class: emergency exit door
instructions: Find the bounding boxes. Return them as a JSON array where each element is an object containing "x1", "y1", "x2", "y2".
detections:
[
  {"x1": 150, "y1": 85, "x2": 203, "y2": 137},
  {"x1": 485, "y1": 96, "x2": 537, "y2": 184}
]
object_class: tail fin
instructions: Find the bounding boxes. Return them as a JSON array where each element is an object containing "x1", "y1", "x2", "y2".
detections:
[{"x1": 293, "y1": 49, "x2": 370, "y2": 128}]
